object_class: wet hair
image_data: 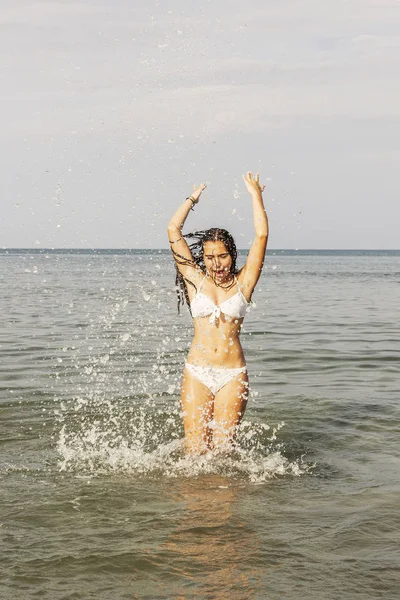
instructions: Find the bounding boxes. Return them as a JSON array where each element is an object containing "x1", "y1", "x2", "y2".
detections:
[{"x1": 172, "y1": 228, "x2": 238, "y2": 313}]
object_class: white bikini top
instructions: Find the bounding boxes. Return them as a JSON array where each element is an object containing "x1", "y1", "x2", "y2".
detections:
[{"x1": 190, "y1": 276, "x2": 250, "y2": 324}]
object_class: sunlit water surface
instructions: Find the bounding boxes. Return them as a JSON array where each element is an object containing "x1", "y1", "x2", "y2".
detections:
[{"x1": 1, "y1": 250, "x2": 399, "y2": 599}]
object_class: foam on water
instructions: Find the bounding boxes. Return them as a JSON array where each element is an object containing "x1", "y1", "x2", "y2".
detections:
[{"x1": 56, "y1": 396, "x2": 310, "y2": 482}]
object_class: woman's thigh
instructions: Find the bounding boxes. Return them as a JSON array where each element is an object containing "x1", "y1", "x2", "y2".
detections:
[
  {"x1": 181, "y1": 368, "x2": 214, "y2": 452},
  {"x1": 213, "y1": 372, "x2": 248, "y2": 446}
]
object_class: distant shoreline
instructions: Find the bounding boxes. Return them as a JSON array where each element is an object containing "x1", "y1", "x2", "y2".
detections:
[{"x1": 1, "y1": 248, "x2": 399, "y2": 256}]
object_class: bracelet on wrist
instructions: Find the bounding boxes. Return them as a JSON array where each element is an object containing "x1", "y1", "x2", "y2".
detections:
[{"x1": 186, "y1": 195, "x2": 198, "y2": 211}]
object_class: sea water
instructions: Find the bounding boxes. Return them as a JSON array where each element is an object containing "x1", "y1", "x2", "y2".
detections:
[{"x1": 1, "y1": 249, "x2": 399, "y2": 599}]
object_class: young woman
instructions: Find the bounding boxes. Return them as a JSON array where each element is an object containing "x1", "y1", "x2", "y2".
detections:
[{"x1": 168, "y1": 172, "x2": 268, "y2": 454}]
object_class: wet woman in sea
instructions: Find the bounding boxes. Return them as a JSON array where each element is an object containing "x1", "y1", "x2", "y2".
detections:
[{"x1": 168, "y1": 172, "x2": 268, "y2": 454}]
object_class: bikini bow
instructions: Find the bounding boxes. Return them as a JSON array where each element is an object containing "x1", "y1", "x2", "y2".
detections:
[{"x1": 209, "y1": 306, "x2": 221, "y2": 324}]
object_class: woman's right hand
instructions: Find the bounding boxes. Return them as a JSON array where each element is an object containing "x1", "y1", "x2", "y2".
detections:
[{"x1": 191, "y1": 183, "x2": 207, "y2": 202}]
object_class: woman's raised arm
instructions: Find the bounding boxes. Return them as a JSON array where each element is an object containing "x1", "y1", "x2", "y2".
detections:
[
  {"x1": 167, "y1": 183, "x2": 207, "y2": 277},
  {"x1": 240, "y1": 172, "x2": 269, "y2": 299}
]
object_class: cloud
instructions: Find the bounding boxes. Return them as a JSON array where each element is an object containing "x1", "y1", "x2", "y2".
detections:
[
  {"x1": 0, "y1": 1, "x2": 99, "y2": 24},
  {"x1": 1, "y1": 0, "x2": 400, "y2": 248},
  {"x1": 4, "y1": 70, "x2": 400, "y2": 140},
  {"x1": 2, "y1": 0, "x2": 399, "y2": 141}
]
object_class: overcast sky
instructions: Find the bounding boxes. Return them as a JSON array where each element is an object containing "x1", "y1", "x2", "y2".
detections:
[{"x1": 1, "y1": 0, "x2": 399, "y2": 249}]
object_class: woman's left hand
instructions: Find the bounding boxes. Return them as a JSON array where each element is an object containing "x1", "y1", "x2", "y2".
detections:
[{"x1": 243, "y1": 172, "x2": 265, "y2": 197}]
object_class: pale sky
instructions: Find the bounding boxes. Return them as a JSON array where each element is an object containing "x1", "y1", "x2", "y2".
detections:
[{"x1": 1, "y1": 0, "x2": 400, "y2": 249}]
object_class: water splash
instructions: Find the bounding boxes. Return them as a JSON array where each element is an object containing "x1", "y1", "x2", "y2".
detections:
[
  {"x1": 56, "y1": 396, "x2": 310, "y2": 482},
  {"x1": 53, "y1": 277, "x2": 311, "y2": 482}
]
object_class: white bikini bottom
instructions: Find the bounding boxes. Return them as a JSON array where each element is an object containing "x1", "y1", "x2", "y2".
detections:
[{"x1": 185, "y1": 363, "x2": 247, "y2": 396}]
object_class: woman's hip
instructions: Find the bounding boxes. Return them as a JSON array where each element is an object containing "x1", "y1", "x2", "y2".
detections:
[{"x1": 184, "y1": 362, "x2": 248, "y2": 396}]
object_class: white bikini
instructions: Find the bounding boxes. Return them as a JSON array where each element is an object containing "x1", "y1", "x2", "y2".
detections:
[
  {"x1": 190, "y1": 276, "x2": 249, "y2": 324},
  {"x1": 185, "y1": 276, "x2": 250, "y2": 395}
]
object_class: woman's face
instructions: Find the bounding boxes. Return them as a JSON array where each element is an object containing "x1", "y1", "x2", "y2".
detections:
[{"x1": 203, "y1": 240, "x2": 233, "y2": 283}]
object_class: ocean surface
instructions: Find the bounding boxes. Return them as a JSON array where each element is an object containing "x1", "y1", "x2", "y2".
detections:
[{"x1": 1, "y1": 249, "x2": 399, "y2": 599}]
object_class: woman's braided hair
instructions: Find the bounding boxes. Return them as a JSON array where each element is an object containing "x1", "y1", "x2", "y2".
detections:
[{"x1": 172, "y1": 228, "x2": 238, "y2": 313}]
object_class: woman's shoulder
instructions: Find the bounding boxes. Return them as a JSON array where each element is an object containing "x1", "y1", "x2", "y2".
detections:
[
  {"x1": 235, "y1": 266, "x2": 255, "y2": 302},
  {"x1": 184, "y1": 267, "x2": 206, "y2": 290}
]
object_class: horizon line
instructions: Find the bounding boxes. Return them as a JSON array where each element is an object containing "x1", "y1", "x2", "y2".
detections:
[{"x1": 1, "y1": 247, "x2": 399, "y2": 252}]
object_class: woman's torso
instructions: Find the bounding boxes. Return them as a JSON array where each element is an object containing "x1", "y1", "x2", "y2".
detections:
[{"x1": 186, "y1": 274, "x2": 249, "y2": 367}]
